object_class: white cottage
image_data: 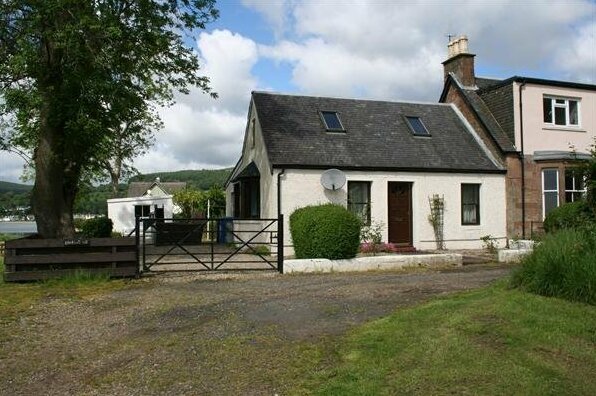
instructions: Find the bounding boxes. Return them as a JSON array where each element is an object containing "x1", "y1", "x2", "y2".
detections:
[
  {"x1": 225, "y1": 92, "x2": 507, "y2": 254},
  {"x1": 107, "y1": 179, "x2": 186, "y2": 234}
]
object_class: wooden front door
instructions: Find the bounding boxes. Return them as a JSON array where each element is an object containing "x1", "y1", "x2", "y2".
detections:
[{"x1": 388, "y1": 182, "x2": 412, "y2": 246}]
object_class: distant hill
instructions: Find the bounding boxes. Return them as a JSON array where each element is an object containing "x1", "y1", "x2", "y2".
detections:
[
  {"x1": 0, "y1": 181, "x2": 33, "y2": 194},
  {"x1": 129, "y1": 168, "x2": 233, "y2": 190}
]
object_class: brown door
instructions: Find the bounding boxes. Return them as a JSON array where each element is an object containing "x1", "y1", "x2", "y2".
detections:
[{"x1": 388, "y1": 182, "x2": 412, "y2": 246}]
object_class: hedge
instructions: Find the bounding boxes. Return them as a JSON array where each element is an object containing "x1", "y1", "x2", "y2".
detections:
[
  {"x1": 543, "y1": 201, "x2": 595, "y2": 233},
  {"x1": 80, "y1": 217, "x2": 113, "y2": 238},
  {"x1": 289, "y1": 204, "x2": 361, "y2": 260}
]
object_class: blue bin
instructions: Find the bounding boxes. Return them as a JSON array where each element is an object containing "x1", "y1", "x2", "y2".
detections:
[{"x1": 217, "y1": 217, "x2": 234, "y2": 243}]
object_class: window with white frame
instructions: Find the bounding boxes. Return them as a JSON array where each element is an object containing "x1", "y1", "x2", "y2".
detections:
[
  {"x1": 565, "y1": 169, "x2": 585, "y2": 203},
  {"x1": 542, "y1": 169, "x2": 559, "y2": 218},
  {"x1": 543, "y1": 96, "x2": 580, "y2": 127}
]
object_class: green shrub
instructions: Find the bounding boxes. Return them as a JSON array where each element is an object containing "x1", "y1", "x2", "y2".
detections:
[
  {"x1": 543, "y1": 201, "x2": 594, "y2": 233},
  {"x1": 80, "y1": 217, "x2": 113, "y2": 238},
  {"x1": 290, "y1": 204, "x2": 361, "y2": 260},
  {"x1": 511, "y1": 229, "x2": 596, "y2": 305}
]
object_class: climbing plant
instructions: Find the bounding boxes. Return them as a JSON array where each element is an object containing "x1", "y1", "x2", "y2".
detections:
[{"x1": 428, "y1": 194, "x2": 445, "y2": 250}]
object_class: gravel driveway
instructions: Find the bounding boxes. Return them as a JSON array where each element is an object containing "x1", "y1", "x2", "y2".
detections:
[{"x1": 0, "y1": 263, "x2": 512, "y2": 395}]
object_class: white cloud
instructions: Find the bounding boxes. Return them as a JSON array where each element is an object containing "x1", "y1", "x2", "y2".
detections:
[
  {"x1": 0, "y1": 151, "x2": 30, "y2": 183},
  {"x1": 554, "y1": 22, "x2": 596, "y2": 83},
  {"x1": 260, "y1": 38, "x2": 443, "y2": 101},
  {"x1": 240, "y1": 0, "x2": 291, "y2": 36},
  {"x1": 134, "y1": 29, "x2": 259, "y2": 175},
  {"x1": 252, "y1": 0, "x2": 596, "y2": 98}
]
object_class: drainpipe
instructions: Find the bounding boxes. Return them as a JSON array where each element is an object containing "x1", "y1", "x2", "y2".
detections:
[
  {"x1": 277, "y1": 168, "x2": 285, "y2": 218},
  {"x1": 518, "y1": 80, "x2": 527, "y2": 239}
]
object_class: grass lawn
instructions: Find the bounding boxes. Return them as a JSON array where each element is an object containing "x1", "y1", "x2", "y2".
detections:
[{"x1": 307, "y1": 281, "x2": 596, "y2": 395}]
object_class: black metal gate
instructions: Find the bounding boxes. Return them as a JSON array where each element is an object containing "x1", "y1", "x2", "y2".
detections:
[{"x1": 135, "y1": 216, "x2": 283, "y2": 273}]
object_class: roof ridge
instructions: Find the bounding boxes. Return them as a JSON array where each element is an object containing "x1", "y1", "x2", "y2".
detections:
[{"x1": 252, "y1": 90, "x2": 453, "y2": 107}]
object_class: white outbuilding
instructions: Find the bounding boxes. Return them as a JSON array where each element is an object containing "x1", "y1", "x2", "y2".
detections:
[{"x1": 107, "y1": 179, "x2": 186, "y2": 235}]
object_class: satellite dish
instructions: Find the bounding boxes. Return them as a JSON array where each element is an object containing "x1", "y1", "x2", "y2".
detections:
[{"x1": 320, "y1": 169, "x2": 346, "y2": 190}]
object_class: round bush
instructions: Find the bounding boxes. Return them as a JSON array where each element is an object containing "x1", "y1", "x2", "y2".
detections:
[
  {"x1": 543, "y1": 201, "x2": 594, "y2": 233},
  {"x1": 289, "y1": 204, "x2": 361, "y2": 260},
  {"x1": 80, "y1": 217, "x2": 113, "y2": 238}
]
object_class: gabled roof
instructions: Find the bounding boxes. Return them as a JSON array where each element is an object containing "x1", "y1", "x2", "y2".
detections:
[
  {"x1": 251, "y1": 92, "x2": 504, "y2": 173},
  {"x1": 127, "y1": 181, "x2": 187, "y2": 197},
  {"x1": 440, "y1": 74, "x2": 517, "y2": 153}
]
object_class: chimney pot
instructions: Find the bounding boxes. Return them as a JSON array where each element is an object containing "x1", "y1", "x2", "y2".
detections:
[{"x1": 442, "y1": 34, "x2": 476, "y2": 86}]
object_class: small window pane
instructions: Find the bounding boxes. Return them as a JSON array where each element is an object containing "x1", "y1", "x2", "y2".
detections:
[
  {"x1": 569, "y1": 100, "x2": 579, "y2": 125},
  {"x1": 554, "y1": 106, "x2": 566, "y2": 125},
  {"x1": 543, "y1": 169, "x2": 558, "y2": 191},
  {"x1": 321, "y1": 111, "x2": 344, "y2": 130},
  {"x1": 543, "y1": 98, "x2": 552, "y2": 123},
  {"x1": 348, "y1": 181, "x2": 371, "y2": 225},
  {"x1": 544, "y1": 192, "x2": 558, "y2": 215},
  {"x1": 461, "y1": 184, "x2": 480, "y2": 225},
  {"x1": 565, "y1": 171, "x2": 574, "y2": 191},
  {"x1": 405, "y1": 116, "x2": 430, "y2": 136}
]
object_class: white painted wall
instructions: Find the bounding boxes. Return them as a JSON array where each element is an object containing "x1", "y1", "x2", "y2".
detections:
[
  {"x1": 107, "y1": 195, "x2": 174, "y2": 235},
  {"x1": 225, "y1": 99, "x2": 274, "y2": 218},
  {"x1": 513, "y1": 82, "x2": 596, "y2": 155},
  {"x1": 275, "y1": 169, "x2": 507, "y2": 254}
]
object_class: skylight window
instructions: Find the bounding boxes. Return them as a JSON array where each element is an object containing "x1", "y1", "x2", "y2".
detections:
[
  {"x1": 405, "y1": 116, "x2": 430, "y2": 136},
  {"x1": 320, "y1": 111, "x2": 345, "y2": 131}
]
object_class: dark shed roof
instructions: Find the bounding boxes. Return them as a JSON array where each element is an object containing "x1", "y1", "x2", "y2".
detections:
[{"x1": 252, "y1": 92, "x2": 503, "y2": 173}]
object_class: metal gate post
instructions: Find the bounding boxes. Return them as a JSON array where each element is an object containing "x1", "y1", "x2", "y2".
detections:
[
  {"x1": 135, "y1": 217, "x2": 141, "y2": 276},
  {"x1": 277, "y1": 214, "x2": 284, "y2": 273}
]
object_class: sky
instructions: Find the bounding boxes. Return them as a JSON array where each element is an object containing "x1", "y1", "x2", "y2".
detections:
[{"x1": 1, "y1": 0, "x2": 595, "y2": 183}]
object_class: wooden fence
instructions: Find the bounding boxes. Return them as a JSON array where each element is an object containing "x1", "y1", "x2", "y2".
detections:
[{"x1": 3, "y1": 237, "x2": 138, "y2": 281}]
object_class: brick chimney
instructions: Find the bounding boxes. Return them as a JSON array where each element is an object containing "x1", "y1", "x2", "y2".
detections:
[{"x1": 442, "y1": 35, "x2": 476, "y2": 87}]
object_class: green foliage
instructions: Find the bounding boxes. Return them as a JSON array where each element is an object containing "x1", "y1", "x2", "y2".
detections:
[
  {"x1": 130, "y1": 168, "x2": 232, "y2": 190},
  {"x1": 480, "y1": 234, "x2": 499, "y2": 254},
  {"x1": 0, "y1": 234, "x2": 18, "y2": 242},
  {"x1": 173, "y1": 188, "x2": 204, "y2": 218},
  {"x1": 248, "y1": 245, "x2": 271, "y2": 256},
  {"x1": 290, "y1": 204, "x2": 361, "y2": 260},
  {"x1": 0, "y1": 1, "x2": 218, "y2": 237},
  {"x1": 174, "y1": 186, "x2": 226, "y2": 218},
  {"x1": 584, "y1": 140, "x2": 596, "y2": 211},
  {"x1": 511, "y1": 229, "x2": 596, "y2": 305},
  {"x1": 543, "y1": 200, "x2": 595, "y2": 233},
  {"x1": 80, "y1": 217, "x2": 113, "y2": 238},
  {"x1": 0, "y1": 181, "x2": 32, "y2": 194}
]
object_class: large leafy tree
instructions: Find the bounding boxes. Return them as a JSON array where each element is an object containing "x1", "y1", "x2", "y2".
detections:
[{"x1": 0, "y1": 0, "x2": 218, "y2": 238}]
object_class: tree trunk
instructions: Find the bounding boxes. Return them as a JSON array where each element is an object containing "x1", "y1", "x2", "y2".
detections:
[
  {"x1": 108, "y1": 157, "x2": 121, "y2": 198},
  {"x1": 32, "y1": 101, "x2": 78, "y2": 239}
]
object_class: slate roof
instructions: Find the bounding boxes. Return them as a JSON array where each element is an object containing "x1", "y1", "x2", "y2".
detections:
[
  {"x1": 440, "y1": 74, "x2": 517, "y2": 153},
  {"x1": 251, "y1": 92, "x2": 503, "y2": 173},
  {"x1": 127, "y1": 181, "x2": 187, "y2": 197},
  {"x1": 477, "y1": 81, "x2": 515, "y2": 143}
]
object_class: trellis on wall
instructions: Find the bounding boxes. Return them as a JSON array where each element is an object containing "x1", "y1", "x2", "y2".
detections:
[{"x1": 428, "y1": 194, "x2": 445, "y2": 250}]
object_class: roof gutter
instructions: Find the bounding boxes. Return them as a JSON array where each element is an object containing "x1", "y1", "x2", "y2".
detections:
[{"x1": 277, "y1": 168, "x2": 285, "y2": 218}]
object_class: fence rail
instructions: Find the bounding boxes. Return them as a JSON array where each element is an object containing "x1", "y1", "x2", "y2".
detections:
[{"x1": 3, "y1": 237, "x2": 138, "y2": 282}]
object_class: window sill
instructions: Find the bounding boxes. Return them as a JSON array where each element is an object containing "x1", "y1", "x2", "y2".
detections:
[{"x1": 542, "y1": 126, "x2": 586, "y2": 133}]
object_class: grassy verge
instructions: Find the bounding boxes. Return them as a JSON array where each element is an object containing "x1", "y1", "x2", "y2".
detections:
[
  {"x1": 0, "y1": 256, "x2": 132, "y2": 323},
  {"x1": 306, "y1": 282, "x2": 596, "y2": 395}
]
